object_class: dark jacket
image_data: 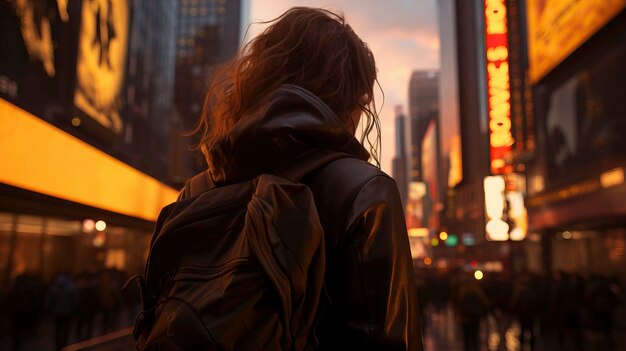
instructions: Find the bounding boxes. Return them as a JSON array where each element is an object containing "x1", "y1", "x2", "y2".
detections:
[{"x1": 195, "y1": 84, "x2": 422, "y2": 350}]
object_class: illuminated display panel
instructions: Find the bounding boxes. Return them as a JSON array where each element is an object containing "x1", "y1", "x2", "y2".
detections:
[
  {"x1": 0, "y1": 99, "x2": 179, "y2": 222},
  {"x1": 527, "y1": 0, "x2": 626, "y2": 83},
  {"x1": 73, "y1": 0, "x2": 130, "y2": 134},
  {"x1": 483, "y1": 174, "x2": 528, "y2": 241},
  {"x1": 484, "y1": 0, "x2": 513, "y2": 175}
]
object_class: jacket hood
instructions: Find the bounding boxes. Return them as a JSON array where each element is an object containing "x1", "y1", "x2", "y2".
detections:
[{"x1": 207, "y1": 84, "x2": 370, "y2": 184}]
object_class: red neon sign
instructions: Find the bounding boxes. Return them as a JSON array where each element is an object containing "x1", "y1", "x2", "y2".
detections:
[{"x1": 484, "y1": 0, "x2": 513, "y2": 174}]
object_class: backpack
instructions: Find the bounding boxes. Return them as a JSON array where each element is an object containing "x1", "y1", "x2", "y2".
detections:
[{"x1": 128, "y1": 152, "x2": 350, "y2": 351}]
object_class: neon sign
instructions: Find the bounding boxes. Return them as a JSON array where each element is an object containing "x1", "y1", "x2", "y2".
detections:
[{"x1": 484, "y1": 0, "x2": 513, "y2": 174}]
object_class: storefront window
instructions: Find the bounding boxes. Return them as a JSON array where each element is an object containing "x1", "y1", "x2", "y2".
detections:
[
  {"x1": 0, "y1": 212, "x2": 151, "y2": 284},
  {"x1": 552, "y1": 228, "x2": 626, "y2": 277}
]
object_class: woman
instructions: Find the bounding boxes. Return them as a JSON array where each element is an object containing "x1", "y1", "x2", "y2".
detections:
[{"x1": 190, "y1": 7, "x2": 421, "y2": 350}]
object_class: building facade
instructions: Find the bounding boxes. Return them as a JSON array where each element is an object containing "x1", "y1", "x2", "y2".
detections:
[
  {"x1": 172, "y1": 0, "x2": 242, "y2": 184},
  {"x1": 437, "y1": 0, "x2": 463, "y2": 234},
  {"x1": 521, "y1": 1, "x2": 626, "y2": 280},
  {"x1": 122, "y1": 0, "x2": 178, "y2": 184},
  {"x1": 0, "y1": 0, "x2": 190, "y2": 285},
  {"x1": 451, "y1": 0, "x2": 491, "y2": 250},
  {"x1": 407, "y1": 70, "x2": 439, "y2": 183},
  {"x1": 392, "y1": 105, "x2": 408, "y2": 206},
  {"x1": 439, "y1": 0, "x2": 626, "y2": 281}
]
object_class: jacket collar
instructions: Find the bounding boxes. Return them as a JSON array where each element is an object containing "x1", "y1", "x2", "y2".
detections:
[{"x1": 207, "y1": 84, "x2": 370, "y2": 185}]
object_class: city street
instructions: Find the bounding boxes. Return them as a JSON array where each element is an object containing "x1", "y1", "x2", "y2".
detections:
[
  {"x1": 1, "y1": 0, "x2": 626, "y2": 350},
  {"x1": 423, "y1": 304, "x2": 626, "y2": 351}
]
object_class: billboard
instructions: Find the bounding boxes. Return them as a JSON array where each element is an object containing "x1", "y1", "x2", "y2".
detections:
[
  {"x1": 0, "y1": 0, "x2": 129, "y2": 137},
  {"x1": 527, "y1": 0, "x2": 626, "y2": 83},
  {"x1": 406, "y1": 181, "x2": 427, "y2": 231},
  {"x1": 484, "y1": 174, "x2": 527, "y2": 241},
  {"x1": 484, "y1": 0, "x2": 513, "y2": 175},
  {"x1": 73, "y1": 0, "x2": 129, "y2": 135},
  {"x1": 0, "y1": 0, "x2": 71, "y2": 116}
]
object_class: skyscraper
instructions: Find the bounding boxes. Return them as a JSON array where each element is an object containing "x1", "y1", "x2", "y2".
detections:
[
  {"x1": 176, "y1": 0, "x2": 241, "y2": 62},
  {"x1": 172, "y1": 0, "x2": 243, "y2": 184},
  {"x1": 436, "y1": 0, "x2": 463, "y2": 231},
  {"x1": 407, "y1": 70, "x2": 439, "y2": 182},
  {"x1": 122, "y1": 0, "x2": 179, "y2": 184},
  {"x1": 392, "y1": 105, "x2": 408, "y2": 205}
]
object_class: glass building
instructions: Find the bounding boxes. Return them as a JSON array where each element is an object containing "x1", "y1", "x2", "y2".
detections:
[{"x1": 172, "y1": 0, "x2": 243, "y2": 183}]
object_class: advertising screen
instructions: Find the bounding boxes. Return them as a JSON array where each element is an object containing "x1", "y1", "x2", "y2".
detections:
[
  {"x1": 0, "y1": 1, "x2": 72, "y2": 117},
  {"x1": 73, "y1": 0, "x2": 129, "y2": 135},
  {"x1": 526, "y1": 0, "x2": 626, "y2": 83}
]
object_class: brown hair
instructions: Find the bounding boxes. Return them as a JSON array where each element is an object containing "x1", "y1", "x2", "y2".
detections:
[{"x1": 194, "y1": 7, "x2": 382, "y2": 166}]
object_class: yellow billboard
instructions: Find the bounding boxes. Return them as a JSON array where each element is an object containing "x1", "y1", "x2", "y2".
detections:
[
  {"x1": 0, "y1": 99, "x2": 179, "y2": 222},
  {"x1": 74, "y1": 0, "x2": 129, "y2": 134},
  {"x1": 527, "y1": 0, "x2": 626, "y2": 83}
]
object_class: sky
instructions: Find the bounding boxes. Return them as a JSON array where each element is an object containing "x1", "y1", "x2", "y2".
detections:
[{"x1": 246, "y1": 0, "x2": 441, "y2": 174}]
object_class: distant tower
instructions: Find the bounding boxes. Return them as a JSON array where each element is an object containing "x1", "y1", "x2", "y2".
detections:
[
  {"x1": 392, "y1": 105, "x2": 408, "y2": 205},
  {"x1": 407, "y1": 70, "x2": 439, "y2": 182}
]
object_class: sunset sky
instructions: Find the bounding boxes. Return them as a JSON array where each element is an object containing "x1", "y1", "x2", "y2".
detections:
[{"x1": 246, "y1": 0, "x2": 441, "y2": 174}]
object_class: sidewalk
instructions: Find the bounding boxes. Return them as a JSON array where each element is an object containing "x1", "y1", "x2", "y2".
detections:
[{"x1": 0, "y1": 306, "x2": 137, "y2": 351}]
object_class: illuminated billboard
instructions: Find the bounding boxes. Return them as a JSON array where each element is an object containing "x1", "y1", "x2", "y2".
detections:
[
  {"x1": 421, "y1": 120, "x2": 439, "y2": 230},
  {"x1": 73, "y1": 0, "x2": 129, "y2": 135},
  {"x1": 406, "y1": 181, "x2": 427, "y2": 232},
  {"x1": 0, "y1": 98, "x2": 179, "y2": 221},
  {"x1": 0, "y1": 0, "x2": 70, "y2": 115},
  {"x1": 484, "y1": 174, "x2": 527, "y2": 241},
  {"x1": 527, "y1": 0, "x2": 626, "y2": 83},
  {"x1": 484, "y1": 0, "x2": 513, "y2": 175}
]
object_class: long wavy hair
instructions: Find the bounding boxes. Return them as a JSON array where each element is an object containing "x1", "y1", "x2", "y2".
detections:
[{"x1": 194, "y1": 7, "x2": 382, "y2": 167}]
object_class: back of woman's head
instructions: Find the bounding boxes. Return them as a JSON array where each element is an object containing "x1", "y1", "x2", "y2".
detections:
[{"x1": 196, "y1": 7, "x2": 380, "y2": 165}]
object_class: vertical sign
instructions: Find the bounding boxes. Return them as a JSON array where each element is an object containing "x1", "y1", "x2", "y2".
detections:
[{"x1": 484, "y1": 0, "x2": 513, "y2": 174}]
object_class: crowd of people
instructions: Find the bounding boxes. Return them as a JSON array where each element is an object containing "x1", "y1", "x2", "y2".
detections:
[
  {"x1": 415, "y1": 267, "x2": 623, "y2": 351},
  {"x1": 0, "y1": 265, "x2": 622, "y2": 351},
  {"x1": 0, "y1": 268, "x2": 139, "y2": 351}
]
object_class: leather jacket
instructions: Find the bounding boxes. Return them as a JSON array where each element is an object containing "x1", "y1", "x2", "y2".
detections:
[{"x1": 202, "y1": 84, "x2": 423, "y2": 350}]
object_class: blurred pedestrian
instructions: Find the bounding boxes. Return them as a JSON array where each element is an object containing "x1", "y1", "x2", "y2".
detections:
[
  {"x1": 6, "y1": 273, "x2": 44, "y2": 351},
  {"x1": 554, "y1": 272, "x2": 584, "y2": 351},
  {"x1": 511, "y1": 272, "x2": 540, "y2": 351},
  {"x1": 46, "y1": 273, "x2": 78, "y2": 350},
  {"x1": 455, "y1": 273, "x2": 490, "y2": 351},
  {"x1": 98, "y1": 269, "x2": 122, "y2": 335},
  {"x1": 75, "y1": 272, "x2": 98, "y2": 341},
  {"x1": 482, "y1": 271, "x2": 514, "y2": 351},
  {"x1": 585, "y1": 274, "x2": 621, "y2": 349}
]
